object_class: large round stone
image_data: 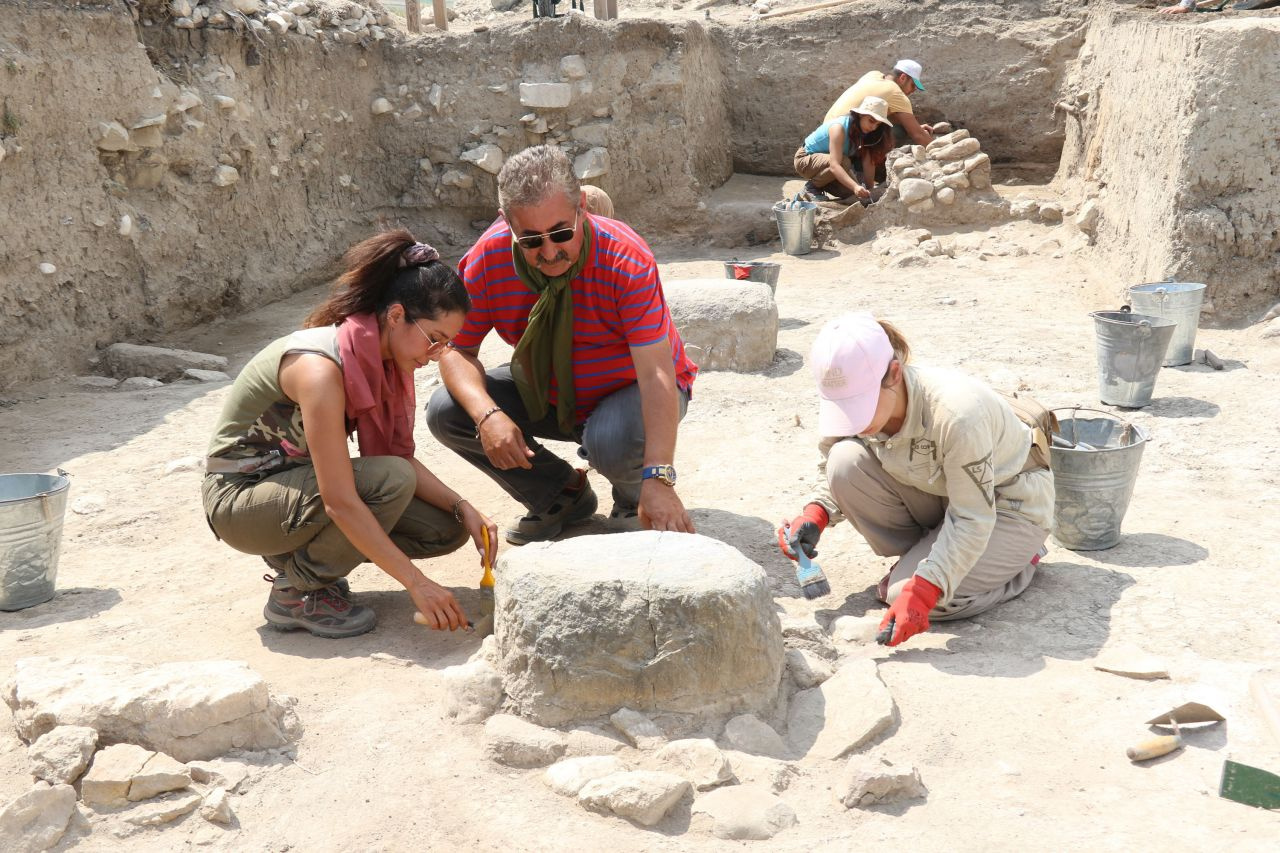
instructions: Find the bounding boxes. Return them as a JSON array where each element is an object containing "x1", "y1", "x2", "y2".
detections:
[{"x1": 494, "y1": 532, "x2": 784, "y2": 727}]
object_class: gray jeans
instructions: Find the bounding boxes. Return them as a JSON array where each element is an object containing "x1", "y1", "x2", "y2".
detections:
[
  {"x1": 426, "y1": 364, "x2": 690, "y2": 515},
  {"x1": 202, "y1": 456, "x2": 467, "y2": 591},
  {"x1": 826, "y1": 439, "x2": 1047, "y2": 620}
]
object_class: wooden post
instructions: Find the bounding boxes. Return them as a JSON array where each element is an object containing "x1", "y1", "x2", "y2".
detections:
[
  {"x1": 595, "y1": 0, "x2": 617, "y2": 19},
  {"x1": 606, "y1": 0, "x2": 617, "y2": 18},
  {"x1": 405, "y1": 0, "x2": 421, "y2": 33},
  {"x1": 432, "y1": 0, "x2": 448, "y2": 31}
]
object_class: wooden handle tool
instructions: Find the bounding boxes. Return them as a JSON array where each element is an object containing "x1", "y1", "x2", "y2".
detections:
[{"x1": 1127, "y1": 716, "x2": 1183, "y2": 762}]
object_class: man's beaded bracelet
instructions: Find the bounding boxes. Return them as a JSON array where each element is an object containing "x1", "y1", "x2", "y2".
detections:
[{"x1": 474, "y1": 406, "x2": 503, "y2": 438}]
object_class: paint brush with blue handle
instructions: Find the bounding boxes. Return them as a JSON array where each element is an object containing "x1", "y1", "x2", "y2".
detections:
[{"x1": 784, "y1": 523, "x2": 831, "y2": 599}]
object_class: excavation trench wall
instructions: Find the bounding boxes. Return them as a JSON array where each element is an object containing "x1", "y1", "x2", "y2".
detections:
[{"x1": 1056, "y1": 8, "x2": 1280, "y2": 320}]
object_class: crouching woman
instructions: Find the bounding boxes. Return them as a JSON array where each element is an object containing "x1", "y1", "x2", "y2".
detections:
[{"x1": 202, "y1": 229, "x2": 497, "y2": 638}]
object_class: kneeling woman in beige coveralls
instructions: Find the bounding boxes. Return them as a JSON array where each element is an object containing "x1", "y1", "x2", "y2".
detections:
[
  {"x1": 779, "y1": 313, "x2": 1054, "y2": 646},
  {"x1": 202, "y1": 230, "x2": 497, "y2": 638}
]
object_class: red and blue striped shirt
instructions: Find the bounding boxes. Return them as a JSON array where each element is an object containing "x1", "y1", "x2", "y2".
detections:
[{"x1": 454, "y1": 214, "x2": 697, "y2": 426}]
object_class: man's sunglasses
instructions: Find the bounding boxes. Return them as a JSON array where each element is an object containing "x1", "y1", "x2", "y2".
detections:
[{"x1": 512, "y1": 209, "x2": 580, "y2": 250}]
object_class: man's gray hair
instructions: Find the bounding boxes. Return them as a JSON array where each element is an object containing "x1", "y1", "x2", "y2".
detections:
[{"x1": 497, "y1": 145, "x2": 580, "y2": 214}]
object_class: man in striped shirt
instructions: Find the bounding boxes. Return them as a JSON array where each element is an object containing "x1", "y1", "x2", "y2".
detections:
[{"x1": 427, "y1": 146, "x2": 698, "y2": 546}]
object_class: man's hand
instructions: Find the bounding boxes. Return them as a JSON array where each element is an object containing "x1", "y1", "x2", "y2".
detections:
[
  {"x1": 1158, "y1": 3, "x2": 1192, "y2": 13},
  {"x1": 638, "y1": 480, "x2": 694, "y2": 533},
  {"x1": 920, "y1": 123, "x2": 934, "y2": 135},
  {"x1": 479, "y1": 412, "x2": 535, "y2": 470},
  {"x1": 408, "y1": 575, "x2": 469, "y2": 631},
  {"x1": 776, "y1": 503, "x2": 828, "y2": 560},
  {"x1": 876, "y1": 576, "x2": 942, "y2": 647},
  {"x1": 458, "y1": 501, "x2": 498, "y2": 565}
]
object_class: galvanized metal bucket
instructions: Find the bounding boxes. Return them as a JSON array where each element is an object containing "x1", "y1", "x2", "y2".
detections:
[
  {"x1": 1091, "y1": 309, "x2": 1177, "y2": 408},
  {"x1": 0, "y1": 471, "x2": 71, "y2": 611},
  {"x1": 1126, "y1": 282, "x2": 1207, "y2": 367},
  {"x1": 1048, "y1": 410, "x2": 1148, "y2": 551},
  {"x1": 773, "y1": 201, "x2": 816, "y2": 256},
  {"x1": 723, "y1": 260, "x2": 781, "y2": 294}
]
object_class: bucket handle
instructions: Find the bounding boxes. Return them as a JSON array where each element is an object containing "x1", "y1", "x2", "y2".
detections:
[
  {"x1": 1049, "y1": 407, "x2": 1147, "y2": 448},
  {"x1": 37, "y1": 469, "x2": 70, "y2": 525}
]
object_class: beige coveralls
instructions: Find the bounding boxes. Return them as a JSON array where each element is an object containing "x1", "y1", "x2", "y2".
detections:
[{"x1": 810, "y1": 365, "x2": 1055, "y2": 619}]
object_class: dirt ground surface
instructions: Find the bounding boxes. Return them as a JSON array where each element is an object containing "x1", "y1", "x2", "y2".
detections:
[{"x1": 2, "y1": 187, "x2": 1279, "y2": 848}]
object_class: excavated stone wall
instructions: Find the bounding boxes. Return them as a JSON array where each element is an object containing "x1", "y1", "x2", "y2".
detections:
[
  {"x1": 718, "y1": 0, "x2": 1088, "y2": 176},
  {"x1": 1055, "y1": 9, "x2": 1280, "y2": 321}
]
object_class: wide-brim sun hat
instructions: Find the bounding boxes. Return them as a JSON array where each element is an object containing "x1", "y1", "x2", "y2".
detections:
[
  {"x1": 810, "y1": 312, "x2": 895, "y2": 436},
  {"x1": 851, "y1": 96, "x2": 894, "y2": 128}
]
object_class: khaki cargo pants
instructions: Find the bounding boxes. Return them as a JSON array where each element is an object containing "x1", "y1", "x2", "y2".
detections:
[
  {"x1": 826, "y1": 440, "x2": 1048, "y2": 620},
  {"x1": 202, "y1": 456, "x2": 467, "y2": 591}
]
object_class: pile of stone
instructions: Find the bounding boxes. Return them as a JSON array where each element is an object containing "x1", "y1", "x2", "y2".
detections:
[
  {"x1": 76, "y1": 343, "x2": 231, "y2": 391},
  {"x1": 1, "y1": 657, "x2": 297, "y2": 849},
  {"x1": 887, "y1": 126, "x2": 993, "y2": 214},
  {"x1": 148, "y1": 0, "x2": 398, "y2": 44},
  {"x1": 437, "y1": 532, "x2": 927, "y2": 838}
]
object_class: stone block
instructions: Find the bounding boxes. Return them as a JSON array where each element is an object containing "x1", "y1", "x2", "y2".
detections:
[
  {"x1": 690, "y1": 784, "x2": 797, "y2": 840},
  {"x1": 81, "y1": 743, "x2": 154, "y2": 807},
  {"x1": 570, "y1": 121, "x2": 611, "y2": 147},
  {"x1": 101, "y1": 344, "x2": 228, "y2": 381},
  {"x1": 211, "y1": 165, "x2": 239, "y2": 187},
  {"x1": 663, "y1": 279, "x2": 777, "y2": 372},
  {"x1": 578, "y1": 771, "x2": 691, "y2": 826},
  {"x1": 897, "y1": 178, "x2": 934, "y2": 205},
  {"x1": 1076, "y1": 199, "x2": 1101, "y2": 234},
  {"x1": 785, "y1": 649, "x2": 832, "y2": 689},
  {"x1": 442, "y1": 660, "x2": 503, "y2": 724},
  {"x1": 837, "y1": 756, "x2": 927, "y2": 808},
  {"x1": 123, "y1": 791, "x2": 201, "y2": 826},
  {"x1": 565, "y1": 726, "x2": 628, "y2": 756},
  {"x1": 544, "y1": 756, "x2": 626, "y2": 797},
  {"x1": 610, "y1": 708, "x2": 663, "y2": 750},
  {"x1": 460, "y1": 144, "x2": 504, "y2": 175},
  {"x1": 94, "y1": 121, "x2": 134, "y2": 152},
  {"x1": 483, "y1": 714, "x2": 567, "y2": 768},
  {"x1": 938, "y1": 171, "x2": 970, "y2": 191},
  {"x1": 655, "y1": 739, "x2": 732, "y2": 791},
  {"x1": 1038, "y1": 202, "x2": 1064, "y2": 223},
  {"x1": 723, "y1": 751, "x2": 798, "y2": 792},
  {"x1": 573, "y1": 147, "x2": 609, "y2": 180},
  {"x1": 518, "y1": 83, "x2": 572, "y2": 109},
  {"x1": 936, "y1": 187, "x2": 956, "y2": 205},
  {"x1": 200, "y1": 787, "x2": 234, "y2": 824},
  {"x1": 926, "y1": 128, "x2": 969, "y2": 153},
  {"x1": 440, "y1": 169, "x2": 474, "y2": 190},
  {"x1": 721, "y1": 714, "x2": 787, "y2": 759},
  {"x1": 120, "y1": 376, "x2": 164, "y2": 390},
  {"x1": 128, "y1": 751, "x2": 191, "y2": 801},
  {"x1": 27, "y1": 726, "x2": 97, "y2": 785},
  {"x1": 559, "y1": 55, "x2": 588, "y2": 80},
  {"x1": 0, "y1": 784, "x2": 77, "y2": 851},
  {"x1": 933, "y1": 138, "x2": 982, "y2": 162},
  {"x1": 495, "y1": 532, "x2": 783, "y2": 726},
  {"x1": 787, "y1": 659, "x2": 895, "y2": 761},
  {"x1": 4, "y1": 656, "x2": 297, "y2": 762}
]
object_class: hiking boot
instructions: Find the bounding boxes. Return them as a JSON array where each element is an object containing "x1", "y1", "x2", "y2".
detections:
[
  {"x1": 262, "y1": 557, "x2": 352, "y2": 599},
  {"x1": 505, "y1": 469, "x2": 598, "y2": 546},
  {"x1": 801, "y1": 181, "x2": 831, "y2": 202},
  {"x1": 608, "y1": 502, "x2": 642, "y2": 533},
  {"x1": 263, "y1": 576, "x2": 376, "y2": 639}
]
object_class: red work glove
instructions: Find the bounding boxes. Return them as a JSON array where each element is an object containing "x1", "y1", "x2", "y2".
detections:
[
  {"x1": 877, "y1": 576, "x2": 943, "y2": 647},
  {"x1": 776, "y1": 503, "x2": 829, "y2": 560}
]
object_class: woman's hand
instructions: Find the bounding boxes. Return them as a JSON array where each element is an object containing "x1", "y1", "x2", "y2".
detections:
[
  {"x1": 408, "y1": 574, "x2": 469, "y2": 631},
  {"x1": 459, "y1": 501, "x2": 499, "y2": 566}
]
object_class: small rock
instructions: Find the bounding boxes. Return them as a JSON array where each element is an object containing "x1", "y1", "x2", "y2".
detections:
[
  {"x1": 559, "y1": 55, "x2": 587, "y2": 80},
  {"x1": 118, "y1": 214, "x2": 133, "y2": 236},
  {"x1": 335, "y1": 28, "x2": 360, "y2": 44},
  {"x1": 371, "y1": 98, "x2": 393, "y2": 116},
  {"x1": 199, "y1": 787, "x2": 234, "y2": 825},
  {"x1": 905, "y1": 228, "x2": 933, "y2": 244},
  {"x1": 723, "y1": 751, "x2": 798, "y2": 792},
  {"x1": 230, "y1": 0, "x2": 261, "y2": 12},
  {"x1": 785, "y1": 649, "x2": 832, "y2": 689},
  {"x1": 962, "y1": 152, "x2": 991, "y2": 174},
  {"x1": 573, "y1": 147, "x2": 609, "y2": 180},
  {"x1": 897, "y1": 178, "x2": 934, "y2": 205},
  {"x1": 938, "y1": 296, "x2": 958, "y2": 305},
  {"x1": 1076, "y1": 199, "x2": 1101, "y2": 234},
  {"x1": 519, "y1": 82, "x2": 572, "y2": 109},
  {"x1": 81, "y1": 743, "x2": 155, "y2": 808},
  {"x1": 27, "y1": 726, "x2": 98, "y2": 786},
  {"x1": 119, "y1": 377, "x2": 165, "y2": 390},
  {"x1": 211, "y1": 165, "x2": 239, "y2": 187},
  {"x1": 780, "y1": 614, "x2": 825, "y2": 646},
  {"x1": 544, "y1": 756, "x2": 627, "y2": 797},
  {"x1": 186, "y1": 759, "x2": 250, "y2": 793},
  {"x1": 655, "y1": 739, "x2": 732, "y2": 791},
  {"x1": 38, "y1": 262, "x2": 57, "y2": 275},
  {"x1": 827, "y1": 614, "x2": 880, "y2": 643},
  {"x1": 402, "y1": 103, "x2": 424, "y2": 121},
  {"x1": 578, "y1": 770, "x2": 691, "y2": 827},
  {"x1": 70, "y1": 495, "x2": 107, "y2": 515},
  {"x1": 265, "y1": 12, "x2": 290, "y2": 33},
  {"x1": 1038, "y1": 202, "x2": 1064, "y2": 223},
  {"x1": 920, "y1": 239, "x2": 945, "y2": 257},
  {"x1": 836, "y1": 756, "x2": 927, "y2": 809},
  {"x1": 183, "y1": 368, "x2": 230, "y2": 382},
  {"x1": 690, "y1": 784, "x2": 797, "y2": 840},
  {"x1": 1010, "y1": 200, "x2": 1038, "y2": 220},
  {"x1": 911, "y1": 144, "x2": 927, "y2": 161},
  {"x1": 938, "y1": 171, "x2": 970, "y2": 191},
  {"x1": 787, "y1": 659, "x2": 895, "y2": 761},
  {"x1": 94, "y1": 121, "x2": 133, "y2": 152},
  {"x1": 721, "y1": 714, "x2": 787, "y2": 759},
  {"x1": 936, "y1": 187, "x2": 956, "y2": 205},
  {"x1": 173, "y1": 90, "x2": 202, "y2": 112},
  {"x1": 0, "y1": 784, "x2": 77, "y2": 852},
  {"x1": 907, "y1": 199, "x2": 935, "y2": 214},
  {"x1": 428, "y1": 84, "x2": 444, "y2": 114},
  {"x1": 460, "y1": 143, "x2": 504, "y2": 175},
  {"x1": 169, "y1": 0, "x2": 192, "y2": 16},
  {"x1": 564, "y1": 726, "x2": 628, "y2": 756},
  {"x1": 129, "y1": 752, "x2": 192, "y2": 801},
  {"x1": 123, "y1": 791, "x2": 202, "y2": 826},
  {"x1": 75, "y1": 376, "x2": 119, "y2": 389},
  {"x1": 610, "y1": 708, "x2": 663, "y2": 750},
  {"x1": 418, "y1": 158, "x2": 433, "y2": 173},
  {"x1": 287, "y1": 0, "x2": 311, "y2": 14},
  {"x1": 931, "y1": 121, "x2": 953, "y2": 135},
  {"x1": 440, "y1": 169, "x2": 474, "y2": 190},
  {"x1": 441, "y1": 660, "x2": 504, "y2": 723},
  {"x1": 483, "y1": 715, "x2": 567, "y2": 768},
  {"x1": 932, "y1": 137, "x2": 981, "y2": 162}
]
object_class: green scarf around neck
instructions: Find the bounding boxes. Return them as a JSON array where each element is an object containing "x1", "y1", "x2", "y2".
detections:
[{"x1": 509, "y1": 218, "x2": 592, "y2": 434}]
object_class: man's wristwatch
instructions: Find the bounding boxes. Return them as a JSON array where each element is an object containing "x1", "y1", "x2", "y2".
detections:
[{"x1": 641, "y1": 465, "x2": 677, "y2": 486}]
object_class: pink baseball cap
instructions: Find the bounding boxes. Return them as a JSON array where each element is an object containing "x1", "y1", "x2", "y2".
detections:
[{"x1": 811, "y1": 312, "x2": 895, "y2": 436}]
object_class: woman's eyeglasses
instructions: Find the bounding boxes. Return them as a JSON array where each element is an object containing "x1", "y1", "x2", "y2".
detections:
[
  {"x1": 512, "y1": 210, "x2": 580, "y2": 250},
  {"x1": 413, "y1": 321, "x2": 451, "y2": 353}
]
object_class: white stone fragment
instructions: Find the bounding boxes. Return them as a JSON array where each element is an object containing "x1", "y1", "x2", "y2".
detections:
[
  {"x1": 544, "y1": 756, "x2": 627, "y2": 797},
  {"x1": 401, "y1": 103, "x2": 423, "y2": 121},
  {"x1": 787, "y1": 659, "x2": 895, "y2": 761},
  {"x1": 721, "y1": 714, "x2": 787, "y2": 759},
  {"x1": 265, "y1": 12, "x2": 290, "y2": 33},
  {"x1": 124, "y1": 791, "x2": 202, "y2": 826},
  {"x1": 128, "y1": 752, "x2": 191, "y2": 801},
  {"x1": 460, "y1": 143, "x2": 504, "y2": 175},
  {"x1": 27, "y1": 727, "x2": 98, "y2": 786},
  {"x1": 200, "y1": 787, "x2": 234, "y2": 824},
  {"x1": 937, "y1": 187, "x2": 956, "y2": 205},
  {"x1": 897, "y1": 178, "x2": 934, "y2": 205},
  {"x1": 691, "y1": 784, "x2": 797, "y2": 840},
  {"x1": 211, "y1": 165, "x2": 239, "y2": 187},
  {"x1": 785, "y1": 648, "x2": 832, "y2": 689},
  {"x1": 519, "y1": 82, "x2": 572, "y2": 109},
  {"x1": 837, "y1": 756, "x2": 927, "y2": 808},
  {"x1": 610, "y1": 708, "x2": 663, "y2": 750},
  {"x1": 118, "y1": 214, "x2": 133, "y2": 236},
  {"x1": 1076, "y1": 199, "x2": 1101, "y2": 234},
  {"x1": 441, "y1": 660, "x2": 504, "y2": 723},
  {"x1": 94, "y1": 121, "x2": 133, "y2": 152},
  {"x1": 573, "y1": 147, "x2": 609, "y2": 179},
  {"x1": 655, "y1": 739, "x2": 732, "y2": 791},
  {"x1": 0, "y1": 784, "x2": 77, "y2": 852},
  {"x1": 559, "y1": 55, "x2": 587, "y2": 80},
  {"x1": 483, "y1": 715, "x2": 567, "y2": 768},
  {"x1": 81, "y1": 743, "x2": 154, "y2": 807},
  {"x1": 371, "y1": 98, "x2": 393, "y2": 116},
  {"x1": 428, "y1": 84, "x2": 444, "y2": 114},
  {"x1": 578, "y1": 771, "x2": 691, "y2": 826},
  {"x1": 38, "y1": 263, "x2": 56, "y2": 275}
]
